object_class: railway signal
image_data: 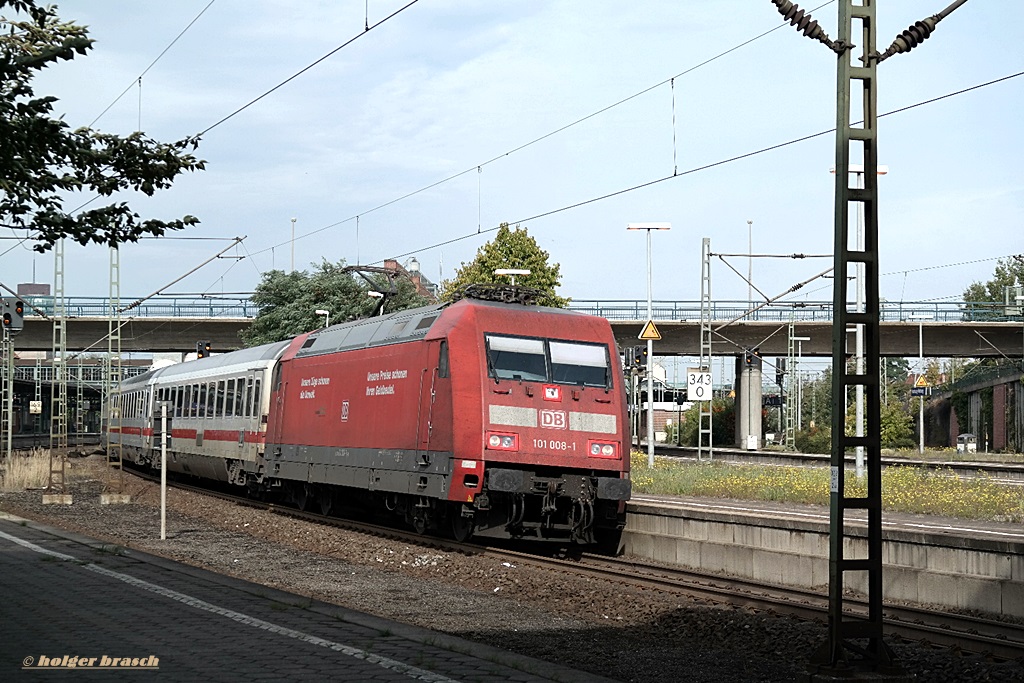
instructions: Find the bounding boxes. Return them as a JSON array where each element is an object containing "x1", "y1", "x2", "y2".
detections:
[
  {"x1": 196, "y1": 340, "x2": 211, "y2": 358},
  {"x1": 1, "y1": 297, "x2": 24, "y2": 335}
]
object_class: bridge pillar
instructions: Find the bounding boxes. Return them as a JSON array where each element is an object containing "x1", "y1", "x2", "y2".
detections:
[{"x1": 734, "y1": 355, "x2": 762, "y2": 450}]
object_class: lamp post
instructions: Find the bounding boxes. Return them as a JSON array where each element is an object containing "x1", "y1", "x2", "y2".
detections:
[
  {"x1": 627, "y1": 222, "x2": 671, "y2": 468},
  {"x1": 909, "y1": 313, "x2": 933, "y2": 455},
  {"x1": 747, "y1": 219, "x2": 753, "y2": 310},
  {"x1": 315, "y1": 309, "x2": 330, "y2": 328},
  {"x1": 494, "y1": 268, "x2": 530, "y2": 286},
  {"x1": 290, "y1": 218, "x2": 297, "y2": 273}
]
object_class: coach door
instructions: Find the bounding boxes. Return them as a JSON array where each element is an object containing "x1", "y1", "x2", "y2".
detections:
[{"x1": 268, "y1": 362, "x2": 287, "y2": 457}]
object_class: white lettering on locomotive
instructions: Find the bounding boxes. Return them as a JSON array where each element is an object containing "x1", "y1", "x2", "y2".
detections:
[{"x1": 540, "y1": 409, "x2": 567, "y2": 429}]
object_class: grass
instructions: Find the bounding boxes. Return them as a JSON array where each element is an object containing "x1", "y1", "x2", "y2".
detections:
[
  {"x1": 630, "y1": 451, "x2": 1024, "y2": 523},
  {"x1": 1, "y1": 449, "x2": 58, "y2": 491},
  {"x1": 0, "y1": 449, "x2": 102, "y2": 493}
]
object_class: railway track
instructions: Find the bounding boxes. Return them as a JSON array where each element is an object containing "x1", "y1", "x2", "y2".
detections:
[
  {"x1": 127, "y1": 465, "x2": 1024, "y2": 662},
  {"x1": 651, "y1": 443, "x2": 1024, "y2": 486}
]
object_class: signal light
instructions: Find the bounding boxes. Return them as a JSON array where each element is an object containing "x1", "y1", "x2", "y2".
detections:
[
  {"x1": 14, "y1": 300, "x2": 23, "y2": 316},
  {"x1": 2, "y1": 313, "x2": 10, "y2": 328},
  {"x1": 196, "y1": 340, "x2": 212, "y2": 359}
]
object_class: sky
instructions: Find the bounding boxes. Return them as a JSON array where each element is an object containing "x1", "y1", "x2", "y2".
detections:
[{"x1": 5, "y1": 0, "x2": 1023, "y2": 308}]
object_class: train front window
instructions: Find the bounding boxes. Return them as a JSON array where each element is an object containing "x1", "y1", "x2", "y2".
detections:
[
  {"x1": 486, "y1": 335, "x2": 547, "y2": 382},
  {"x1": 485, "y1": 335, "x2": 611, "y2": 388},
  {"x1": 550, "y1": 341, "x2": 608, "y2": 387}
]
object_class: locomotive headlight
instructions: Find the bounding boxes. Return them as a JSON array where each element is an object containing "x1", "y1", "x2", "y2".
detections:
[
  {"x1": 587, "y1": 440, "x2": 619, "y2": 459},
  {"x1": 485, "y1": 431, "x2": 519, "y2": 451}
]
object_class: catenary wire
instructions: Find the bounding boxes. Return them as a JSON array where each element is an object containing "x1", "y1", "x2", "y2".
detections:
[
  {"x1": 377, "y1": 70, "x2": 1024, "y2": 266},
  {"x1": 197, "y1": 0, "x2": 421, "y2": 137},
  {"x1": 89, "y1": 0, "x2": 218, "y2": 128},
  {"x1": 244, "y1": 2, "x2": 838, "y2": 261}
]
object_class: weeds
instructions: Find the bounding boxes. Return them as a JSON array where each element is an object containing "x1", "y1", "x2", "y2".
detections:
[{"x1": 630, "y1": 451, "x2": 1024, "y2": 523}]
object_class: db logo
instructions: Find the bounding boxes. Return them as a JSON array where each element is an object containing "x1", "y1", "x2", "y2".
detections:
[{"x1": 540, "y1": 409, "x2": 567, "y2": 429}]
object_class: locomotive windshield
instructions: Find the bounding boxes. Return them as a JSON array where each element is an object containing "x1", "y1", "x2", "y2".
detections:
[{"x1": 485, "y1": 334, "x2": 609, "y2": 388}]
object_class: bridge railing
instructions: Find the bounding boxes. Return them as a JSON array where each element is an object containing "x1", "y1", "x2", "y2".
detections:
[
  {"x1": 13, "y1": 296, "x2": 1018, "y2": 323},
  {"x1": 567, "y1": 300, "x2": 1021, "y2": 323},
  {"x1": 21, "y1": 296, "x2": 259, "y2": 319}
]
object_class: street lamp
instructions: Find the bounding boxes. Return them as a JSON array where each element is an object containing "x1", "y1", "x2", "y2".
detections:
[
  {"x1": 315, "y1": 309, "x2": 329, "y2": 328},
  {"x1": 627, "y1": 222, "x2": 671, "y2": 468},
  {"x1": 290, "y1": 218, "x2": 297, "y2": 273},
  {"x1": 494, "y1": 268, "x2": 530, "y2": 286},
  {"x1": 909, "y1": 313, "x2": 933, "y2": 455}
]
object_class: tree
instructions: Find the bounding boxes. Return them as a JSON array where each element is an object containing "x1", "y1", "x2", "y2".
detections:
[
  {"x1": 439, "y1": 223, "x2": 569, "y2": 307},
  {"x1": 241, "y1": 260, "x2": 431, "y2": 346},
  {"x1": 1, "y1": 1, "x2": 205, "y2": 252},
  {"x1": 962, "y1": 255, "x2": 1024, "y2": 304}
]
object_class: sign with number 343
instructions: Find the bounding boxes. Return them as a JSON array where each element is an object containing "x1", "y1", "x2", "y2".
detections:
[{"x1": 686, "y1": 369, "x2": 712, "y2": 402}]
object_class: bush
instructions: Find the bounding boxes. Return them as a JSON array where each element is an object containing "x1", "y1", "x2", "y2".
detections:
[{"x1": 795, "y1": 426, "x2": 831, "y2": 454}]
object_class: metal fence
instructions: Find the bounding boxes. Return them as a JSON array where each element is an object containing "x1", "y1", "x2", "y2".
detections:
[
  {"x1": 14, "y1": 296, "x2": 1020, "y2": 323},
  {"x1": 567, "y1": 300, "x2": 1023, "y2": 323},
  {"x1": 21, "y1": 296, "x2": 258, "y2": 319}
]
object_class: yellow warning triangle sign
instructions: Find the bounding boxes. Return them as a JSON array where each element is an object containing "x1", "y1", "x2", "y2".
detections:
[
  {"x1": 639, "y1": 320, "x2": 661, "y2": 341},
  {"x1": 915, "y1": 374, "x2": 928, "y2": 388}
]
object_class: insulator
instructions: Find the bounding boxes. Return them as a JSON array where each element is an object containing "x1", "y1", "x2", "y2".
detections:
[
  {"x1": 772, "y1": 0, "x2": 837, "y2": 51},
  {"x1": 877, "y1": 15, "x2": 940, "y2": 62}
]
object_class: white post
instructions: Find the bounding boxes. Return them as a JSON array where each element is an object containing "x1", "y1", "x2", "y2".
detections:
[
  {"x1": 160, "y1": 401, "x2": 167, "y2": 541},
  {"x1": 627, "y1": 223, "x2": 670, "y2": 468},
  {"x1": 645, "y1": 229, "x2": 655, "y2": 467}
]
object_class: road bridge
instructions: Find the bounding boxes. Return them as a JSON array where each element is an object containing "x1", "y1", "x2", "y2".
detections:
[{"x1": 7, "y1": 296, "x2": 1023, "y2": 358}]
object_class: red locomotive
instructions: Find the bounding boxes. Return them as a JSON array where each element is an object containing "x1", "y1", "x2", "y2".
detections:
[{"x1": 109, "y1": 286, "x2": 631, "y2": 548}]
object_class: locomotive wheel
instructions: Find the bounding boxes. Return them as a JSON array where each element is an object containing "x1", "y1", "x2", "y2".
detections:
[
  {"x1": 450, "y1": 512, "x2": 474, "y2": 543},
  {"x1": 318, "y1": 490, "x2": 333, "y2": 516},
  {"x1": 294, "y1": 484, "x2": 312, "y2": 512}
]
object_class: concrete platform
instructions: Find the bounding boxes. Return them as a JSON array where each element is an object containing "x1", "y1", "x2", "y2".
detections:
[
  {"x1": 625, "y1": 495, "x2": 1024, "y2": 618},
  {"x1": 0, "y1": 514, "x2": 611, "y2": 683}
]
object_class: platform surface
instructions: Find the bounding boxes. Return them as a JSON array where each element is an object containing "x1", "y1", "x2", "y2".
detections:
[{"x1": 0, "y1": 514, "x2": 612, "y2": 682}]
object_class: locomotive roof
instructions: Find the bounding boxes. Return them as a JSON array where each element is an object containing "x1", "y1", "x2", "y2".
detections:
[{"x1": 294, "y1": 302, "x2": 448, "y2": 359}]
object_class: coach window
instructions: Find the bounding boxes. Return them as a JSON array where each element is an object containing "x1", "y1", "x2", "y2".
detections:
[
  {"x1": 206, "y1": 381, "x2": 216, "y2": 417},
  {"x1": 252, "y1": 379, "x2": 262, "y2": 417},
  {"x1": 485, "y1": 335, "x2": 546, "y2": 382},
  {"x1": 225, "y1": 379, "x2": 235, "y2": 416},
  {"x1": 244, "y1": 378, "x2": 254, "y2": 417},
  {"x1": 174, "y1": 386, "x2": 183, "y2": 418},
  {"x1": 549, "y1": 341, "x2": 610, "y2": 388},
  {"x1": 234, "y1": 378, "x2": 243, "y2": 417},
  {"x1": 216, "y1": 380, "x2": 226, "y2": 417}
]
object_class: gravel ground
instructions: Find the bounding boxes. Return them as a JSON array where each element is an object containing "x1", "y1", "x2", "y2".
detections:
[{"x1": 2, "y1": 456, "x2": 1022, "y2": 683}]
